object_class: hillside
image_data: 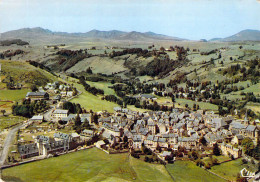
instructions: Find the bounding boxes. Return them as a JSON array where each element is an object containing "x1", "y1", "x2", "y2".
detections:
[
  {"x1": 0, "y1": 60, "x2": 57, "y2": 89},
  {"x1": 210, "y1": 29, "x2": 260, "y2": 42}
]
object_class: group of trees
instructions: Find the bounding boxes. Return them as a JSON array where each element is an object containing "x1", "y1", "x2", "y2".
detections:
[
  {"x1": 73, "y1": 114, "x2": 92, "y2": 134},
  {"x1": 102, "y1": 95, "x2": 123, "y2": 106},
  {"x1": 222, "y1": 59, "x2": 259, "y2": 83},
  {"x1": 12, "y1": 99, "x2": 49, "y2": 118},
  {"x1": 241, "y1": 138, "x2": 259, "y2": 160},
  {"x1": 0, "y1": 39, "x2": 29, "y2": 46},
  {"x1": 0, "y1": 49, "x2": 25, "y2": 59},
  {"x1": 200, "y1": 49, "x2": 217, "y2": 56},
  {"x1": 109, "y1": 48, "x2": 151, "y2": 58},
  {"x1": 79, "y1": 76, "x2": 104, "y2": 95},
  {"x1": 63, "y1": 101, "x2": 83, "y2": 114},
  {"x1": 28, "y1": 60, "x2": 52, "y2": 73}
]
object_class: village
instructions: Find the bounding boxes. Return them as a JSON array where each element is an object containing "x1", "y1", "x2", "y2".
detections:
[{"x1": 5, "y1": 80, "x2": 258, "y2": 180}]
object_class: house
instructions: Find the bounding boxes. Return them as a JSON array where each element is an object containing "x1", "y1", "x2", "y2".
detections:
[
  {"x1": 53, "y1": 95, "x2": 61, "y2": 101},
  {"x1": 18, "y1": 143, "x2": 39, "y2": 159},
  {"x1": 96, "y1": 140, "x2": 106, "y2": 149},
  {"x1": 161, "y1": 151, "x2": 172, "y2": 160},
  {"x1": 231, "y1": 134, "x2": 243, "y2": 145},
  {"x1": 30, "y1": 115, "x2": 44, "y2": 123},
  {"x1": 132, "y1": 135, "x2": 142, "y2": 149},
  {"x1": 67, "y1": 91, "x2": 74, "y2": 97},
  {"x1": 52, "y1": 109, "x2": 69, "y2": 119},
  {"x1": 26, "y1": 92, "x2": 49, "y2": 100},
  {"x1": 35, "y1": 135, "x2": 70, "y2": 156},
  {"x1": 220, "y1": 143, "x2": 242, "y2": 158},
  {"x1": 147, "y1": 120, "x2": 156, "y2": 134},
  {"x1": 82, "y1": 129, "x2": 94, "y2": 137},
  {"x1": 243, "y1": 125, "x2": 259, "y2": 142}
]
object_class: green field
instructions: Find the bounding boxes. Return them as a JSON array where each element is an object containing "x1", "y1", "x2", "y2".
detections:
[
  {"x1": 175, "y1": 98, "x2": 219, "y2": 110},
  {"x1": 166, "y1": 161, "x2": 226, "y2": 182},
  {"x1": 70, "y1": 82, "x2": 119, "y2": 113},
  {"x1": 3, "y1": 147, "x2": 172, "y2": 182},
  {"x1": 210, "y1": 158, "x2": 258, "y2": 181},
  {"x1": 0, "y1": 115, "x2": 24, "y2": 130},
  {"x1": 0, "y1": 89, "x2": 30, "y2": 101},
  {"x1": 202, "y1": 155, "x2": 230, "y2": 164},
  {"x1": 86, "y1": 81, "x2": 115, "y2": 95}
]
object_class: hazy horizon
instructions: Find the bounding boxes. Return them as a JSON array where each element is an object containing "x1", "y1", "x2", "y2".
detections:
[{"x1": 0, "y1": 0, "x2": 260, "y2": 40}]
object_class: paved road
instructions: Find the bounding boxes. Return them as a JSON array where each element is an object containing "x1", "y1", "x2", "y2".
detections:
[
  {"x1": 0, "y1": 124, "x2": 24, "y2": 166},
  {"x1": 44, "y1": 106, "x2": 55, "y2": 121}
]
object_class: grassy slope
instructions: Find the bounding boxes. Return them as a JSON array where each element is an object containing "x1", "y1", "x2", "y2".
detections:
[
  {"x1": 0, "y1": 89, "x2": 30, "y2": 101},
  {"x1": 3, "y1": 147, "x2": 172, "y2": 182},
  {"x1": 166, "y1": 161, "x2": 226, "y2": 182},
  {"x1": 69, "y1": 82, "x2": 119, "y2": 113},
  {"x1": 0, "y1": 60, "x2": 57, "y2": 88},
  {"x1": 210, "y1": 158, "x2": 258, "y2": 181},
  {"x1": 0, "y1": 115, "x2": 25, "y2": 130},
  {"x1": 175, "y1": 98, "x2": 219, "y2": 110},
  {"x1": 86, "y1": 81, "x2": 115, "y2": 95}
]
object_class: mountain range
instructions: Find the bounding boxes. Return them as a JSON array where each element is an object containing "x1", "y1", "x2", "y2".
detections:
[
  {"x1": 209, "y1": 29, "x2": 260, "y2": 42},
  {"x1": 0, "y1": 27, "x2": 184, "y2": 43},
  {"x1": 0, "y1": 27, "x2": 260, "y2": 43}
]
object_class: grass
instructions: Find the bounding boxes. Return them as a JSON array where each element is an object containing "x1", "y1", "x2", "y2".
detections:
[
  {"x1": 202, "y1": 155, "x2": 230, "y2": 164},
  {"x1": 0, "y1": 115, "x2": 24, "y2": 130},
  {"x1": 0, "y1": 89, "x2": 30, "y2": 114},
  {"x1": 245, "y1": 102, "x2": 260, "y2": 114},
  {"x1": 0, "y1": 89, "x2": 30, "y2": 101},
  {"x1": 175, "y1": 98, "x2": 219, "y2": 110},
  {"x1": 210, "y1": 158, "x2": 258, "y2": 181},
  {"x1": 3, "y1": 147, "x2": 172, "y2": 182},
  {"x1": 166, "y1": 161, "x2": 226, "y2": 182},
  {"x1": 62, "y1": 77, "x2": 119, "y2": 113},
  {"x1": 0, "y1": 60, "x2": 57, "y2": 88},
  {"x1": 86, "y1": 81, "x2": 115, "y2": 95},
  {"x1": 70, "y1": 91, "x2": 119, "y2": 113}
]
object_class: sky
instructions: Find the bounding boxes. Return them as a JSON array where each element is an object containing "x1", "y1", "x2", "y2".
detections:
[{"x1": 0, "y1": 0, "x2": 260, "y2": 40}]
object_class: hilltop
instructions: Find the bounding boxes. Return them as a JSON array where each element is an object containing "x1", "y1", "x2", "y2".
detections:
[{"x1": 210, "y1": 29, "x2": 260, "y2": 42}]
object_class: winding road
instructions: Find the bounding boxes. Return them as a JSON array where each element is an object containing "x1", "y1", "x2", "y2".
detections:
[{"x1": 0, "y1": 124, "x2": 24, "y2": 166}]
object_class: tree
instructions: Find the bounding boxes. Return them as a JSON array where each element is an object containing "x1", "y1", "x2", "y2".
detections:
[
  {"x1": 86, "y1": 67, "x2": 92, "y2": 74},
  {"x1": 171, "y1": 95, "x2": 175, "y2": 102},
  {"x1": 165, "y1": 155, "x2": 173, "y2": 162},
  {"x1": 212, "y1": 143, "x2": 221, "y2": 156},
  {"x1": 30, "y1": 84, "x2": 38, "y2": 92},
  {"x1": 199, "y1": 136, "x2": 207, "y2": 146},
  {"x1": 1, "y1": 110, "x2": 6, "y2": 116},
  {"x1": 160, "y1": 47, "x2": 165, "y2": 52},
  {"x1": 193, "y1": 104, "x2": 197, "y2": 111},
  {"x1": 74, "y1": 113, "x2": 81, "y2": 127},
  {"x1": 241, "y1": 137, "x2": 254, "y2": 156},
  {"x1": 93, "y1": 114, "x2": 99, "y2": 125}
]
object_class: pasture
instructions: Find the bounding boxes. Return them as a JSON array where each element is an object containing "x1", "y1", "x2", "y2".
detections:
[
  {"x1": 3, "y1": 147, "x2": 172, "y2": 182},
  {"x1": 166, "y1": 161, "x2": 226, "y2": 182}
]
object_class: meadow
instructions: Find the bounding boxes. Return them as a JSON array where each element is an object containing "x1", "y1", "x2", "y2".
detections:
[
  {"x1": 3, "y1": 147, "x2": 172, "y2": 182},
  {"x1": 210, "y1": 158, "x2": 258, "y2": 181},
  {"x1": 166, "y1": 160, "x2": 226, "y2": 182}
]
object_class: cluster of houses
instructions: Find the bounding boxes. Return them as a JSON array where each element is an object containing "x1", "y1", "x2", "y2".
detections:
[
  {"x1": 26, "y1": 81, "x2": 77, "y2": 102},
  {"x1": 97, "y1": 107, "x2": 259, "y2": 159}
]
